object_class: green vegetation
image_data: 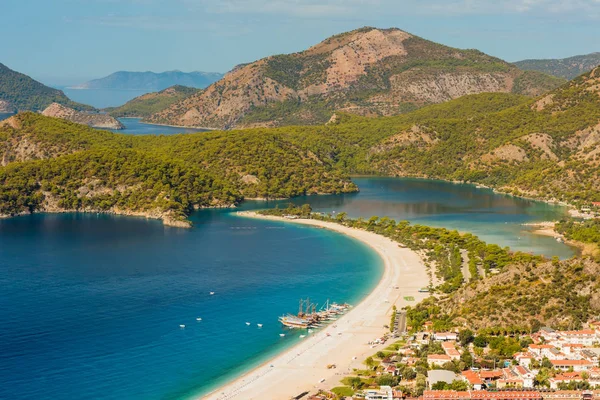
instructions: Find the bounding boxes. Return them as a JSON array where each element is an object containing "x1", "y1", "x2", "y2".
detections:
[
  {"x1": 0, "y1": 63, "x2": 93, "y2": 112},
  {"x1": 514, "y1": 52, "x2": 600, "y2": 80},
  {"x1": 260, "y1": 205, "x2": 600, "y2": 333},
  {"x1": 105, "y1": 85, "x2": 199, "y2": 118},
  {"x1": 0, "y1": 114, "x2": 356, "y2": 222}
]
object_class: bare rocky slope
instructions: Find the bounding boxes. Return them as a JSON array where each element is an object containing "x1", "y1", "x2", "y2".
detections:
[
  {"x1": 42, "y1": 103, "x2": 124, "y2": 129},
  {"x1": 146, "y1": 27, "x2": 563, "y2": 129}
]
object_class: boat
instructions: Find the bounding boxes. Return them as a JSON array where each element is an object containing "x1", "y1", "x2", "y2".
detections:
[
  {"x1": 299, "y1": 335, "x2": 306, "y2": 338},
  {"x1": 196, "y1": 317, "x2": 202, "y2": 321},
  {"x1": 257, "y1": 324, "x2": 263, "y2": 328},
  {"x1": 245, "y1": 322, "x2": 251, "y2": 326},
  {"x1": 279, "y1": 333, "x2": 285, "y2": 337},
  {"x1": 179, "y1": 324, "x2": 186, "y2": 328},
  {"x1": 209, "y1": 292, "x2": 215, "y2": 295}
]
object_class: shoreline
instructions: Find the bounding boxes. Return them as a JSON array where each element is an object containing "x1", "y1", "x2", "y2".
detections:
[{"x1": 201, "y1": 211, "x2": 429, "y2": 400}]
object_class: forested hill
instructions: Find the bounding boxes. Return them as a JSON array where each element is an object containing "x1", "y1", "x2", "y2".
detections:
[
  {"x1": 514, "y1": 52, "x2": 600, "y2": 80},
  {"x1": 0, "y1": 63, "x2": 94, "y2": 113},
  {"x1": 104, "y1": 85, "x2": 199, "y2": 118},
  {"x1": 1, "y1": 66, "x2": 599, "y2": 225},
  {"x1": 146, "y1": 27, "x2": 563, "y2": 130},
  {"x1": 0, "y1": 113, "x2": 356, "y2": 226}
]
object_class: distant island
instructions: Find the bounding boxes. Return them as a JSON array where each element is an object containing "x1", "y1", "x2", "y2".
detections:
[
  {"x1": 514, "y1": 52, "x2": 600, "y2": 80},
  {"x1": 71, "y1": 70, "x2": 224, "y2": 91}
]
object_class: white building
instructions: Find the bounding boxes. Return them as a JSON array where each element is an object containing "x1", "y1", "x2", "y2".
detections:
[{"x1": 365, "y1": 385, "x2": 393, "y2": 400}]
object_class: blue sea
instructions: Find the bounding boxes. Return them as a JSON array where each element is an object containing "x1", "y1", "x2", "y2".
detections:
[
  {"x1": 0, "y1": 108, "x2": 576, "y2": 399},
  {"x1": 115, "y1": 118, "x2": 209, "y2": 135},
  {"x1": 62, "y1": 88, "x2": 150, "y2": 109}
]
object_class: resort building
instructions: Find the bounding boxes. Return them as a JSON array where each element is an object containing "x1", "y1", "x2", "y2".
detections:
[
  {"x1": 428, "y1": 354, "x2": 453, "y2": 366},
  {"x1": 549, "y1": 359, "x2": 595, "y2": 371},
  {"x1": 365, "y1": 385, "x2": 393, "y2": 400},
  {"x1": 442, "y1": 341, "x2": 461, "y2": 361}
]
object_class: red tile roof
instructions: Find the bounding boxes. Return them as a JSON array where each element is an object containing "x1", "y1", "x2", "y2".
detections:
[
  {"x1": 462, "y1": 370, "x2": 484, "y2": 385},
  {"x1": 550, "y1": 359, "x2": 594, "y2": 366}
]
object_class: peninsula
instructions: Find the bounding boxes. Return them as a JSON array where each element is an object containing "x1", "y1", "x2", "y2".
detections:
[{"x1": 203, "y1": 210, "x2": 429, "y2": 399}]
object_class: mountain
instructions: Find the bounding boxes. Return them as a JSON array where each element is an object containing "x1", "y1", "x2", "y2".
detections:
[
  {"x1": 1, "y1": 66, "x2": 599, "y2": 226},
  {"x1": 42, "y1": 103, "x2": 124, "y2": 129},
  {"x1": 146, "y1": 27, "x2": 564, "y2": 130},
  {"x1": 514, "y1": 52, "x2": 600, "y2": 80},
  {"x1": 0, "y1": 63, "x2": 94, "y2": 112},
  {"x1": 72, "y1": 71, "x2": 224, "y2": 91},
  {"x1": 104, "y1": 85, "x2": 200, "y2": 118}
]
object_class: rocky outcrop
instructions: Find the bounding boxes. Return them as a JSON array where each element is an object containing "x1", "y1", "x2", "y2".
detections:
[
  {"x1": 0, "y1": 100, "x2": 14, "y2": 113},
  {"x1": 42, "y1": 103, "x2": 124, "y2": 129},
  {"x1": 146, "y1": 27, "x2": 562, "y2": 130}
]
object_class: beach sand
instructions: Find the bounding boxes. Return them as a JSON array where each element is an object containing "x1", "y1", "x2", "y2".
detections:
[{"x1": 202, "y1": 211, "x2": 430, "y2": 400}]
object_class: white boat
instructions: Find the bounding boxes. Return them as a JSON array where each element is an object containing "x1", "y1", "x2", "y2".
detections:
[
  {"x1": 307, "y1": 329, "x2": 313, "y2": 334},
  {"x1": 299, "y1": 335, "x2": 306, "y2": 338},
  {"x1": 257, "y1": 324, "x2": 263, "y2": 328},
  {"x1": 245, "y1": 322, "x2": 251, "y2": 326},
  {"x1": 279, "y1": 333, "x2": 285, "y2": 337},
  {"x1": 209, "y1": 292, "x2": 215, "y2": 295},
  {"x1": 179, "y1": 324, "x2": 186, "y2": 328},
  {"x1": 196, "y1": 317, "x2": 202, "y2": 321}
]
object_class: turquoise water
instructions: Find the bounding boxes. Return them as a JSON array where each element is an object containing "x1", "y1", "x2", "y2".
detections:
[
  {"x1": 0, "y1": 210, "x2": 381, "y2": 400},
  {"x1": 0, "y1": 178, "x2": 575, "y2": 399},
  {"x1": 266, "y1": 177, "x2": 575, "y2": 258}
]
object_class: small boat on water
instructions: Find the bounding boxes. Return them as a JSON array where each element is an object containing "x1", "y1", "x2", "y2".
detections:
[
  {"x1": 209, "y1": 292, "x2": 215, "y2": 295},
  {"x1": 196, "y1": 317, "x2": 202, "y2": 321},
  {"x1": 179, "y1": 324, "x2": 186, "y2": 328},
  {"x1": 257, "y1": 324, "x2": 263, "y2": 328},
  {"x1": 245, "y1": 322, "x2": 251, "y2": 326},
  {"x1": 299, "y1": 335, "x2": 306, "y2": 338},
  {"x1": 279, "y1": 333, "x2": 285, "y2": 337}
]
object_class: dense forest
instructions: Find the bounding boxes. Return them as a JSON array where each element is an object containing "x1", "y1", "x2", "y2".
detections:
[{"x1": 1, "y1": 66, "x2": 599, "y2": 224}]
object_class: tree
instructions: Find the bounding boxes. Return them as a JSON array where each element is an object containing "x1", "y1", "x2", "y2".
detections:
[
  {"x1": 473, "y1": 335, "x2": 488, "y2": 348},
  {"x1": 348, "y1": 376, "x2": 363, "y2": 389},
  {"x1": 365, "y1": 356, "x2": 375, "y2": 368},
  {"x1": 459, "y1": 329, "x2": 474, "y2": 346},
  {"x1": 402, "y1": 367, "x2": 417, "y2": 380}
]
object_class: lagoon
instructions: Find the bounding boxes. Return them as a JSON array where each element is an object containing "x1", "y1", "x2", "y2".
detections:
[{"x1": 0, "y1": 178, "x2": 574, "y2": 400}]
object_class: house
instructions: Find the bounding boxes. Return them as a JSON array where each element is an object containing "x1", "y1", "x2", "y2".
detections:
[
  {"x1": 462, "y1": 370, "x2": 484, "y2": 390},
  {"x1": 434, "y1": 332, "x2": 459, "y2": 341},
  {"x1": 549, "y1": 372, "x2": 584, "y2": 389},
  {"x1": 365, "y1": 385, "x2": 393, "y2": 400},
  {"x1": 550, "y1": 359, "x2": 594, "y2": 371},
  {"x1": 561, "y1": 344, "x2": 584, "y2": 356},
  {"x1": 479, "y1": 370, "x2": 505, "y2": 384},
  {"x1": 529, "y1": 344, "x2": 556, "y2": 358},
  {"x1": 514, "y1": 352, "x2": 535, "y2": 368},
  {"x1": 540, "y1": 327, "x2": 559, "y2": 341},
  {"x1": 542, "y1": 391, "x2": 592, "y2": 400},
  {"x1": 428, "y1": 354, "x2": 452, "y2": 366},
  {"x1": 443, "y1": 342, "x2": 462, "y2": 361},
  {"x1": 558, "y1": 330, "x2": 598, "y2": 346},
  {"x1": 496, "y1": 378, "x2": 524, "y2": 389},
  {"x1": 513, "y1": 366, "x2": 535, "y2": 388},
  {"x1": 386, "y1": 365, "x2": 401, "y2": 376}
]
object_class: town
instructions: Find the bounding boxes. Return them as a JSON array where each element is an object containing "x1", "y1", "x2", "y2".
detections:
[{"x1": 308, "y1": 320, "x2": 600, "y2": 400}]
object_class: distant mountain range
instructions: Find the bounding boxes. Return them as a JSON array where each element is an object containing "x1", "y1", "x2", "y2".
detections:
[
  {"x1": 145, "y1": 27, "x2": 565, "y2": 130},
  {"x1": 0, "y1": 63, "x2": 94, "y2": 113},
  {"x1": 514, "y1": 52, "x2": 600, "y2": 80},
  {"x1": 71, "y1": 71, "x2": 224, "y2": 91}
]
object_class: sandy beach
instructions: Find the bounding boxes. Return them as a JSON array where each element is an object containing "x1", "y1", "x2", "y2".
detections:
[{"x1": 202, "y1": 211, "x2": 429, "y2": 400}]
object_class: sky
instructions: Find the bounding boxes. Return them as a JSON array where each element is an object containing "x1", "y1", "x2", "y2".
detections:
[{"x1": 2, "y1": 0, "x2": 600, "y2": 86}]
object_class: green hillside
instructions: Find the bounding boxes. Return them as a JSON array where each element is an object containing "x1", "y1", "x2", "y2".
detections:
[
  {"x1": 0, "y1": 63, "x2": 94, "y2": 112},
  {"x1": 104, "y1": 85, "x2": 199, "y2": 118},
  {"x1": 514, "y1": 52, "x2": 600, "y2": 80}
]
